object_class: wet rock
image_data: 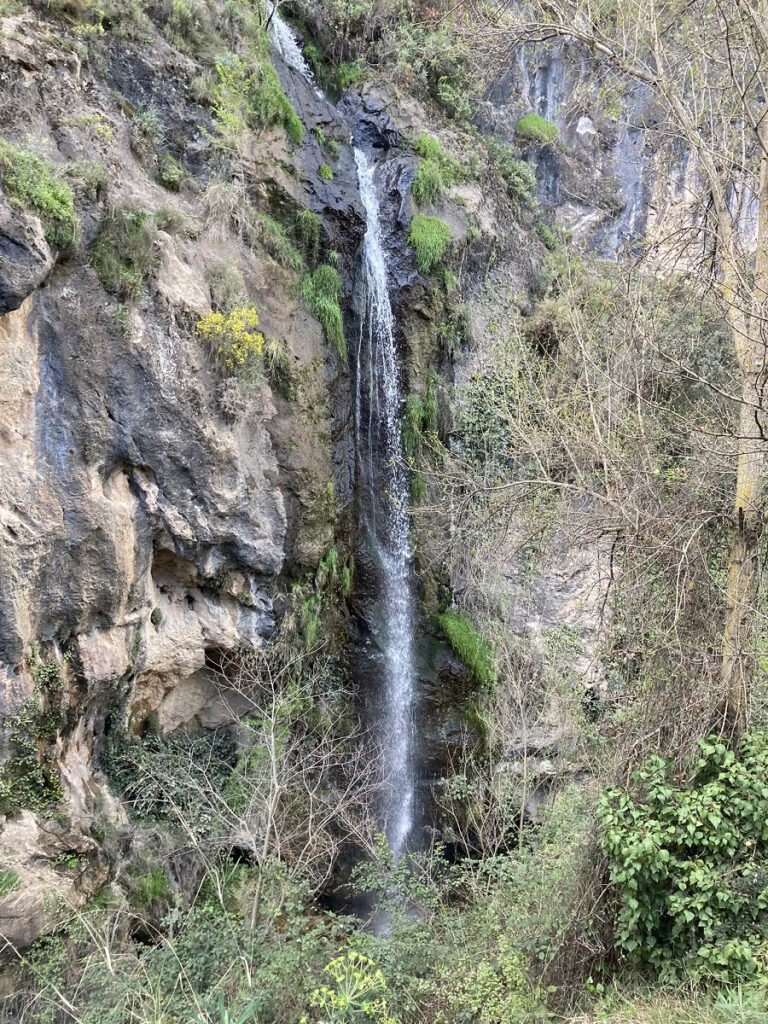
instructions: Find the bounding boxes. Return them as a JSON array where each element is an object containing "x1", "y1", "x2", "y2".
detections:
[{"x1": 0, "y1": 202, "x2": 54, "y2": 316}]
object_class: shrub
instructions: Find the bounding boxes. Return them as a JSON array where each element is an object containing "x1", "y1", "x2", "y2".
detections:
[
  {"x1": 91, "y1": 208, "x2": 156, "y2": 299},
  {"x1": 318, "y1": 163, "x2": 333, "y2": 181},
  {"x1": 206, "y1": 260, "x2": 246, "y2": 309},
  {"x1": 196, "y1": 306, "x2": 266, "y2": 371},
  {"x1": 515, "y1": 113, "x2": 559, "y2": 146},
  {"x1": 408, "y1": 214, "x2": 452, "y2": 274},
  {"x1": 300, "y1": 264, "x2": 346, "y2": 358},
  {"x1": 438, "y1": 610, "x2": 496, "y2": 686},
  {"x1": 0, "y1": 139, "x2": 77, "y2": 247},
  {"x1": 154, "y1": 205, "x2": 196, "y2": 237},
  {"x1": 598, "y1": 731, "x2": 768, "y2": 981}
]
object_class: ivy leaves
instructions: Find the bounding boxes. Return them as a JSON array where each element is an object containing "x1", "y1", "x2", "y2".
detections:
[{"x1": 597, "y1": 732, "x2": 768, "y2": 981}]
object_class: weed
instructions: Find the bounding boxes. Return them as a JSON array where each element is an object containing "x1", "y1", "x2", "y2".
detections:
[
  {"x1": 0, "y1": 868, "x2": 20, "y2": 900},
  {"x1": 318, "y1": 163, "x2": 333, "y2": 181},
  {"x1": 254, "y1": 213, "x2": 303, "y2": 270},
  {"x1": 534, "y1": 222, "x2": 559, "y2": 251},
  {"x1": 157, "y1": 152, "x2": 186, "y2": 192},
  {"x1": 487, "y1": 138, "x2": 538, "y2": 211},
  {"x1": 438, "y1": 610, "x2": 496, "y2": 687},
  {"x1": 297, "y1": 208, "x2": 320, "y2": 263}
]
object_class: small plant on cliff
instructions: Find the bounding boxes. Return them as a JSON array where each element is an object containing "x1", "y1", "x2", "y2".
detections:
[
  {"x1": 438, "y1": 610, "x2": 496, "y2": 687},
  {"x1": 0, "y1": 139, "x2": 77, "y2": 246},
  {"x1": 298, "y1": 208, "x2": 321, "y2": 264},
  {"x1": 254, "y1": 213, "x2": 303, "y2": 270},
  {"x1": 408, "y1": 214, "x2": 452, "y2": 274},
  {"x1": 411, "y1": 133, "x2": 462, "y2": 207},
  {"x1": 212, "y1": 53, "x2": 303, "y2": 150},
  {"x1": 318, "y1": 163, "x2": 334, "y2": 181},
  {"x1": 515, "y1": 113, "x2": 559, "y2": 146},
  {"x1": 196, "y1": 306, "x2": 266, "y2": 371},
  {"x1": 486, "y1": 138, "x2": 537, "y2": 212},
  {"x1": 0, "y1": 647, "x2": 67, "y2": 816},
  {"x1": 300, "y1": 264, "x2": 346, "y2": 359},
  {"x1": 91, "y1": 208, "x2": 156, "y2": 299}
]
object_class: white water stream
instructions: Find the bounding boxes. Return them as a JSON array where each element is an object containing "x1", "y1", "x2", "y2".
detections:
[
  {"x1": 355, "y1": 150, "x2": 417, "y2": 856},
  {"x1": 266, "y1": 12, "x2": 418, "y2": 856}
]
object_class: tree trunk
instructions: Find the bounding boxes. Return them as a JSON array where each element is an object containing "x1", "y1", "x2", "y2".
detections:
[{"x1": 720, "y1": 150, "x2": 768, "y2": 734}]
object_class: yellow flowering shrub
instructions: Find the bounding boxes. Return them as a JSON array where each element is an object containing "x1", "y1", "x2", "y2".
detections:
[{"x1": 196, "y1": 306, "x2": 266, "y2": 370}]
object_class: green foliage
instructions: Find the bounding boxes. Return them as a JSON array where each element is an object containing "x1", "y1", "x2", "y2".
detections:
[
  {"x1": 0, "y1": 868, "x2": 20, "y2": 900},
  {"x1": 515, "y1": 113, "x2": 559, "y2": 146},
  {"x1": 303, "y1": 951, "x2": 394, "y2": 1024},
  {"x1": 0, "y1": 648, "x2": 67, "y2": 816},
  {"x1": 411, "y1": 134, "x2": 462, "y2": 207},
  {"x1": 91, "y1": 208, "x2": 156, "y2": 300},
  {"x1": 298, "y1": 208, "x2": 321, "y2": 263},
  {"x1": 318, "y1": 162, "x2": 334, "y2": 181},
  {"x1": 534, "y1": 222, "x2": 559, "y2": 251},
  {"x1": 156, "y1": 151, "x2": 186, "y2": 191},
  {"x1": 132, "y1": 104, "x2": 165, "y2": 146},
  {"x1": 254, "y1": 213, "x2": 303, "y2": 270},
  {"x1": 212, "y1": 52, "x2": 303, "y2": 150},
  {"x1": 390, "y1": 20, "x2": 476, "y2": 120},
  {"x1": 438, "y1": 610, "x2": 496, "y2": 687},
  {"x1": 0, "y1": 139, "x2": 77, "y2": 246},
  {"x1": 486, "y1": 138, "x2": 537, "y2": 211},
  {"x1": 154, "y1": 205, "x2": 196, "y2": 237},
  {"x1": 599, "y1": 731, "x2": 768, "y2": 981},
  {"x1": 300, "y1": 264, "x2": 346, "y2": 358},
  {"x1": 408, "y1": 214, "x2": 452, "y2": 274},
  {"x1": 129, "y1": 867, "x2": 169, "y2": 910},
  {"x1": 63, "y1": 159, "x2": 108, "y2": 197}
]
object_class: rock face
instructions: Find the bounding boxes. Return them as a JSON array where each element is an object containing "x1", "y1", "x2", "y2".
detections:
[{"x1": 0, "y1": 5, "x2": 366, "y2": 946}]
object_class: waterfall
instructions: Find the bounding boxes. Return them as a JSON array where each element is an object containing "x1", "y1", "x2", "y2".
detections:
[
  {"x1": 355, "y1": 150, "x2": 417, "y2": 857},
  {"x1": 268, "y1": 8, "x2": 320, "y2": 93}
]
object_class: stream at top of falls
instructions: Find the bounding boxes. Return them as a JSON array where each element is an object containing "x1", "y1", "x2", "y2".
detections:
[{"x1": 268, "y1": 11, "x2": 418, "y2": 859}]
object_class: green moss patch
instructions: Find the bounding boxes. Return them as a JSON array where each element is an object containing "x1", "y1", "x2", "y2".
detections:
[
  {"x1": 438, "y1": 610, "x2": 496, "y2": 687},
  {"x1": 408, "y1": 214, "x2": 452, "y2": 274},
  {"x1": 515, "y1": 113, "x2": 559, "y2": 146}
]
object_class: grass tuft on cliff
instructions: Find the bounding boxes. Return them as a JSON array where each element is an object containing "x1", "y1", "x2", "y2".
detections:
[
  {"x1": 408, "y1": 214, "x2": 452, "y2": 274},
  {"x1": 0, "y1": 139, "x2": 77, "y2": 247},
  {"x1": 91, "y1": 208, "x2": 156, "y2": 300},
  {"x1": 515, "y1": 112, "x2": 559, "y2": 146},
  {"x1": 300, "y1": 264, "x2": 346, "y2": 359},
  {"x1": 438, "y1": 610, "x2": 496, "y2": 687}
]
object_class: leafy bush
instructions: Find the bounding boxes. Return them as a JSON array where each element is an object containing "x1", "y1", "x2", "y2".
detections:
[
  {"x1": 515, "y1": 113, "x2": 559, "y2": 146},
  {"x1": 408, "y1": 214, "x2": 452, "y2": 274},
  {"x1": 0, "y1": 139, "x2": 77, "y2": 246},
  {"x1": 91, "y1": 208, "x2": 156, "y2": 299},
  {"x1": 300, "y1": 264, "x2": 346, "y2": 358},
  {"x1": 599, "y1": 731, "x2": 768, "y2": 981},
  {"x1": 0, "y1": 649, "x2": 66, "y2": 816},
  {"x1": 438, "y1": 610, "x2": 496, "y2": 686},
  {"x1": 196, "y1": 307, "x2": 266, "y2": 371}
]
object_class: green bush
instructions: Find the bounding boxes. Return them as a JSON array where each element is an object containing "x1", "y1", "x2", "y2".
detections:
[
  {"x1": 515, "y1": 113, "x2": 559, "y2": 146},
  {"x1": 318, "y1": 163, "x2": 333, "y2": 181},
  {"x1": 0, "y1": 139, "x2": 77, "y2": 247},
  {"x1": 438, "y1": 610, "x2": 496, "y2": 686},
  {"x1": 300, "y1": 264, "x2": 346, "y2": 358},
  {"x1": 599, "y1": 731, "x2": 768, "y2": 982},
  {"x1": 91, "y1": 208, "x2": 156, "y2": 299},
  {"x1": 408, "y1": 214, "x2": 452, "y2": 274}
]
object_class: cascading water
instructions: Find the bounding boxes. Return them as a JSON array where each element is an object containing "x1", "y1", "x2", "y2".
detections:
[
  {"x1": 267, "y1": 9, "x2": 320, "y2": 94},
  {"x1": 354, "y1": 150, "x2": 417, "y2": 857},
  {"x1": 266, "y1": 11, "x2": 418, "y2": 856}
]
